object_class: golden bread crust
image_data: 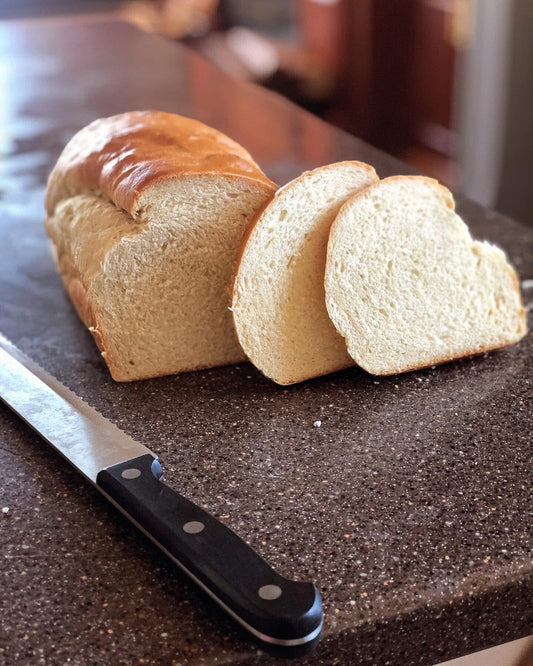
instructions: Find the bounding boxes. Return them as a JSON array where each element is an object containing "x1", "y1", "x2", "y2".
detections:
[{"x1": 46, "y1": 110, "x2": 276, "y2": 216}]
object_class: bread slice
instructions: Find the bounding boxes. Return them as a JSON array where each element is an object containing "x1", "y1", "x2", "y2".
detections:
[
  {"x1": 45, "y1": 111, "x2": 277, "y2": 381},
  {"x1": 325, "y1": 176, "x2": 528, "y2": 375},
  {"x1": 232, "y1": 161, "x2": 379, "y2": 384}
]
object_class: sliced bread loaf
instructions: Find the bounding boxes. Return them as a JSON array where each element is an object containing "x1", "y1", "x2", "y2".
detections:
[
  {"x1": 325, "y1": 176, "x2": 528, "y2": 375},
  {"x1": 45, "y1": 110, "x2": 277, "y2": 381},
  {"x1": 232, "y1": 161, "x2": 378, "y2": 384}
]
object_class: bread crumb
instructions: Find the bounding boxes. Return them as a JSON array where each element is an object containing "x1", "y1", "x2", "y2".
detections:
[{"x1": 313, "y1": 420, "x2": 322, "y2": 427}]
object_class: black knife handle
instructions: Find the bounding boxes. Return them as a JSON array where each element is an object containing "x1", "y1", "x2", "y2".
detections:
[{"x1": 96, "y1": 454, "x2": 323, "y2": 656}]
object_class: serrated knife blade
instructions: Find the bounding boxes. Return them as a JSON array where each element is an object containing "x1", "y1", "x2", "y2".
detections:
[
  {"x1": 0, "y1": 334, "x2": 153, "y2": 482},
  {"x1": 0, "y1": 333, "x2": 323, "y2": 657}
]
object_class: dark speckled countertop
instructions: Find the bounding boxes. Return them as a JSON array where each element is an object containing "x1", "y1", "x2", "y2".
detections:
[{"x1": 0, "y1": 17, "x2": 532, "y2": 666}]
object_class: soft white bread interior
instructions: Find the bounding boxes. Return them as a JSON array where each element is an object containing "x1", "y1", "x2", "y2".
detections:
[
  {"x1": 232, "y1": 162, "x2": 379, "y2": 384},
  {"x1": 325, "y1": 176, "x2": 528, "y2": 375},
  {"x1": 45, "y1": 111, "x2": 277, "y2": 381}
]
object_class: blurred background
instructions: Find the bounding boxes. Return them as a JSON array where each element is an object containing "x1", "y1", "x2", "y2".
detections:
[{"x1": 1, "y1": 0, "x2": 532, "y2": 227}]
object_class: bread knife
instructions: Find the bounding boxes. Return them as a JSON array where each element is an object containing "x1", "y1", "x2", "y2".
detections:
[{"x1": 0, "y1": 333, "x2": 323, "y2": 657}]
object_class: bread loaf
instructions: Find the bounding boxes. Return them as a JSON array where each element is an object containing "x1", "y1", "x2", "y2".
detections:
[
  {"x1": 325, "y1": 176, "x2": 528, "y2": 375},
  {"x1": 232, "y1": 162, "x2": 378, "y2": 384},
  {"x1": 45, "y1": 110, "x2": 277, "y2": 381}
]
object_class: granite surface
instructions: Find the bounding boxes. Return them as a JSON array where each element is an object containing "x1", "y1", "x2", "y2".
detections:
[{"x1": 0, "y1": 17, "x2": 532, "y2": 666}]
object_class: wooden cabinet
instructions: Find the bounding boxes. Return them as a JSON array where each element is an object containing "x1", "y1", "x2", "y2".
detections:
[{"x1": 299, "y1": 0, "x2": 459, "y2": 162}]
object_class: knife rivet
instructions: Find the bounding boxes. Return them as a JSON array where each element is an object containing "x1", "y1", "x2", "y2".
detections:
[
  {"x1": 258, "y1": 585, "x2": 282, "y2": 600},
  {"x1": 121, "y1": 468, "x2": 141, "y2": 479},
  {"x1": 183, "y1": 521, "x2": 205, "y2": 534}
]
